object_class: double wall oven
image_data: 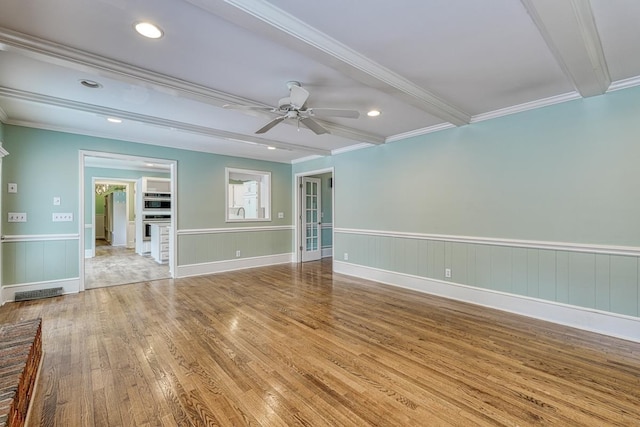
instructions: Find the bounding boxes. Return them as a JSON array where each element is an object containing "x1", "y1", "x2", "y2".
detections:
[{"x1": 142, "y1": 192, "x2": 171, "y2": 241}]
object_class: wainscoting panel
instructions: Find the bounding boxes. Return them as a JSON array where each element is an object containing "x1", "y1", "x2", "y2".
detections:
[
  {"x1": 335, "y1": 230, "x2": 640, "y2": 318},
  {"x1": 2, "y1": 237, "x2": 80, "y2": 286},
  {"x1": 321, "y1": 223, "x2": 333, "y2": 258},
  {"x1": 177, "y1": 227, "x2": 293, "y2": 266}
]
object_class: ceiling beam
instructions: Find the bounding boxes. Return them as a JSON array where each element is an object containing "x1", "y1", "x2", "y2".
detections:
[
  {"x1": 0, "y1": 27, "x2": 381, "y2": 146},
  {"x1": 0, "y1": 87, "x2": 332, "y2": 156},
  {"x1": 521, "y1": 0, "x2": 611, "y2": 97},
  {"x1": 184, "y1": 0, "x2": 471, "y2": 126}
]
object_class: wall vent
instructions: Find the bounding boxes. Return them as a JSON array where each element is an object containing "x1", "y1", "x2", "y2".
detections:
[{"x1": 14, "y1": 287, "x2": 63, "y2": 302}]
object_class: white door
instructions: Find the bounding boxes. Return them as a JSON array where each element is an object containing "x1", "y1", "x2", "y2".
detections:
[{"x1": 301, "y1": 177, "x2": 322, "y2": 262}]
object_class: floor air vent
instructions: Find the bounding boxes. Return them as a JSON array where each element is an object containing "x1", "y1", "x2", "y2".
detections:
[{"x1": 14, "y1": 287, "x2": 63, "y2": 302}]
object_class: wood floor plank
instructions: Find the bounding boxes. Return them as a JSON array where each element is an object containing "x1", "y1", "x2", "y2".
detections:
[{"x1": 1, "y1": 259, "x2": 639, "y2": 426}]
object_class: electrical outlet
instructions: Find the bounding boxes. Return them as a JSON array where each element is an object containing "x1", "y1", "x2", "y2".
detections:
[
  {"x1": 344, "y1": 253, "x2": 349, "y2": 261},
  {"x1": 52, "y1": 213, "x2": 73, "y2": 222},
  {"x1": 8, "y1": 183, "x2": 17, "y2": 193},
  {"x1": 236, "y1": 250, "x2": 241, "y2": 257},
  {"x1": 445, "y1": 268, "x2": 452, "y2": 278},
  {"x1": 8, "y1": 212, "x2": 27, "y2": 222},
  {"x1": 278, "y1": 212, "x2": 284, "y2": 219}
]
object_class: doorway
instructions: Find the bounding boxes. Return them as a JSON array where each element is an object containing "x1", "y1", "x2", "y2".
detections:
[
  {"x1": 79, "y1": 151, "x2": 176, "y2": 291},
  {"x1": 295, "y1": 168, "x2": 334, "y2": 263}
]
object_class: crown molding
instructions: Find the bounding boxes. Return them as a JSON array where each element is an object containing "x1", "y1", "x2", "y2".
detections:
[
  {"x1": 331, "y1": 142, "x2": 373, "y2": 156},
  {"x1": 290, "y1": 155, "x2": 323, "y2": 164},
  {"x1": 0, "y1": 87, "x2": 332, "y2": 156},
  {"x1": 386, "y1": 123, "x2": 456, "y2": 143},
  {"x1": 607, "y1": 76, "x2": 640, "y2": 93},
  {"x1": 185, "y1": 0, "x2": 470, "y2": 126},
  {"x1": 471, "y1": 92, "x2": 582, "y2": 123},
  {"x1": 384, "y1": 91, "x2": 582, "y2": 144}
]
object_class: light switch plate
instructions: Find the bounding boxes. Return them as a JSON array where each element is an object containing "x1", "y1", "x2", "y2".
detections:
[
  {"x1": 53, "y1": 196, "x2": 61, "y2": 205},
  {"x1": 8, "y1": 183, "x2": 17, "y2": 193}
]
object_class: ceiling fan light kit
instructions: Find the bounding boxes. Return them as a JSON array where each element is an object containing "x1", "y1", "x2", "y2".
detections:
[{"x1": 224, "y1": 81, "x2": 360, "y2": 135}]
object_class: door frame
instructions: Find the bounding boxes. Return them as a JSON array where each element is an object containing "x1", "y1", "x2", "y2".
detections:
[
  {"x1": 0, "y1": 145, "x2": 8, "y2": 305},
  {"x1": 89, "y1": 177, "x2": 137, "y2": 257},
  {"x1": 301, "y1": 176, "x2": 322, "y2": 262},
  {"x1": 294, "y1": 167, "x2": 334, "y2": 263},
  {"x1": 79, "y1": 150, "x2": 177, "y2": 292}
]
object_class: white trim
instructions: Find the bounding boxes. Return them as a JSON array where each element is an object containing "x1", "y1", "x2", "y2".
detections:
[
  {"x1": 0, "y1": 145, "x2": 9, "y2": 157},
  {"x1": 386, "y1": 123, "x2": 456, "y2": 143},
  {"x1": 1, "y1": 88, "x2": 331, "y2": 157},
  {"x1": 1, "y1": 234, "x2": 79, "y2": 242},
  {"x1": 80, "y1": 150, "x2": 179, "y2": 291},
  {"x1": 335, "y1": 228, "x2": 640, "y2": 257},
  {"x1": 294, "y1": 167, "x2": 335, "y2": 263},
  {"x1": 386, "y1": 92, "x2": 584, "y2": 144},
  {"x1": 331, "y1": 143, "x2": 375, "y2": 155},
  {"x1": 290, "y1": 155, "x2": 323, "y2": 165},
  {"x1": 334, "y1": 261, "x2": 640, "y2": 343},
  {"x1": 1, "y1": 278, "x2": 80, "y2": 303},
  {"x1": 321, "y1": 222, "x2": 333, "y2": 229},
  {"x1": 176, "y1": 253, "x2": 294, "y2": 278},
  {"x1": 470, "y1": 92, "x2": 582, "y2": 123},
  {"x1": 607, "y1": 76, "x2": 640, "y2": 92},
  {"x1": 178, "y1": 225, "x2": 293, "y2": 235}
]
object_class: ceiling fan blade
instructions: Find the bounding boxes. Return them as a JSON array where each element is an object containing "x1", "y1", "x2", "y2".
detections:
[
  {"x1": 255, "y1": 116, "x2": 286, "y2": 134},
  {"x1": 306, "y1": 108, "x2": 360, "y2": 119},
  {"x1": 300, "y1": 117, "x2": 329, "y2": 135},
  {"x1": 289, "y1": 84, "x2": 310, "y2": 109}
]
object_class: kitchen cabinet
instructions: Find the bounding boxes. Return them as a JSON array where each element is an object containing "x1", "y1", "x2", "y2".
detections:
[{"x1": 150, "y1": 223, "x2": 170, "y2": 264}]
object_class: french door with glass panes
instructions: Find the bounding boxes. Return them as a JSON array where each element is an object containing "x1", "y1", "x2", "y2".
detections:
[{"x1": 301, "y1": 177, "x2": 321, "y2": 262}]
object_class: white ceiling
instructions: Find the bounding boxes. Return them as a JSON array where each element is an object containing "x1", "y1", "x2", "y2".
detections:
[{"x1": 1, "y1": 0, "x2": 639, "y2": 164}]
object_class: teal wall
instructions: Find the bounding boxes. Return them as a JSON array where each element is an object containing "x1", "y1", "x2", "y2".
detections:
[
  {"x1": 2, "y1": 125, "x2": 293, "y2": 286},
  {"x1": 294, "y1": 86, "x2": 640, "y2": 318}
]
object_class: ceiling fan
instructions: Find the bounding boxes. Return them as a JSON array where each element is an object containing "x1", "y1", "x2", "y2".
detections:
[{"x1": 223, "y1": 81, "x2": 360, "y2": 135}]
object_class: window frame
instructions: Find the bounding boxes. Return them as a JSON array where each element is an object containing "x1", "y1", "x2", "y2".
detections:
[{"x1": 225, "y1": 167, "x2": 272, "y2": 223}]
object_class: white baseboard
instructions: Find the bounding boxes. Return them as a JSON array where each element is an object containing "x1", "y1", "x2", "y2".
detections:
[
  {"x1": 334, "y1": 261, "x2": 640, "y2": 343},
  {"x1": 322, "y1": 247, "x2": 333, "y2": 258},
  {"x1": 176, "y1": 253, "x2": 294, "y2": 278},
  {"x1": 1, "y1": 278, "x2": 80, "y2": 303}
]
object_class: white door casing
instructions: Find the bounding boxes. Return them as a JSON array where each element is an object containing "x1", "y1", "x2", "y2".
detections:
[{"x1": 301, "y1": 177, "x2": 322, "y2": 262}]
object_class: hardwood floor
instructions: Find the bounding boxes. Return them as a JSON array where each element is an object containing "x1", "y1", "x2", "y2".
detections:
[{"x1": 1, "y1": 259, "x2": 639, "y2": 426}]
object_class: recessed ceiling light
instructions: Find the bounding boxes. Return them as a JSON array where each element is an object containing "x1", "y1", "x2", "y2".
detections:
[
  {"x1": 107, "y1": 117, "x2": 122, "y2": 123},
  {"x1": 146, "y1": 163, "x2": 155, "y2": 167},
  {"x1": 80, "y1": 79, "x2": 102, "y2": 89},
  {"x1": 134, "y1": 21, "x2": 163, "y2": 39},
  {"x1": 367, "y1": 110, "x2": 381, "y2": 117},
  {"x1": 267, "y1": 146, "x2": 276, "y2": 150}
]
